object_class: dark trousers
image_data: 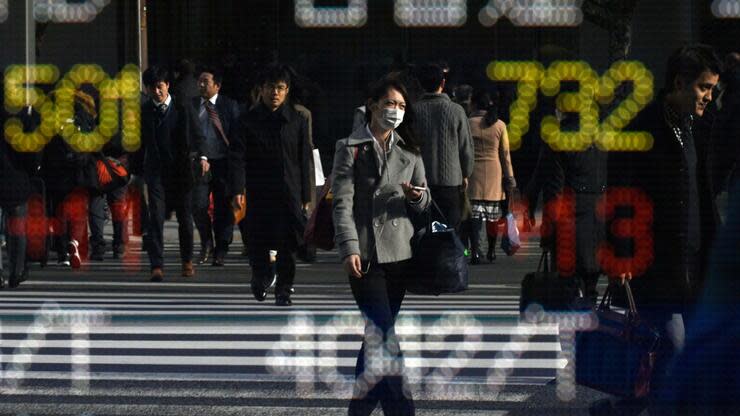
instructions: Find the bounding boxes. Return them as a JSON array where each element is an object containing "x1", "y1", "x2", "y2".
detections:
[
  {"x1": 429, "y1": 185, "x2": 462, "y2": 231},
  {"x1": 250, "y1": 243, "x2": 295, "y2": 297},
  {"x1": 2, "y1": 203, "x2": 27, "y2": 278},
  {"x1": 192, "y1": 159, "x2": 233, "y2": 257},
  {"x1": 146, "y1": 176, "x2": 194, "y2": 269},
  {"x1": 89, "y1": 186, "x2": 129, "y2": 254},
  {"x1": 348, "y1": 261, "x2": 414, "y2": 416},
  {"x1": 49, "y1": 187, "x2": 89, "y2": 259}
]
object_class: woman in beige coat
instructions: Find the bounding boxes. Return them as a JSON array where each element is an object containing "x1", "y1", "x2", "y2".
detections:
[{"x1": 467, "y1": 91, "x2": 515, "y2": 263}]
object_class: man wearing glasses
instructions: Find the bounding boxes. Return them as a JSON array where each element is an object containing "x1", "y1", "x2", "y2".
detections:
[{"x1": 229, "y1": 64, "x2": 312, "y2": 306}]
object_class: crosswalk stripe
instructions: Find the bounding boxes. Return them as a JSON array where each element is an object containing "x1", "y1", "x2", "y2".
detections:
[{"x1": 1, "y1": 354, "x2": 567, "y2": 368}]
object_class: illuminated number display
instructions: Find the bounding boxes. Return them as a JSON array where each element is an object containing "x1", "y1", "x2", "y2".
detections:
[
  {"x1": 486, "y1": 61, "x2": 544, "y2": 151},
  {"x1": 33, "y1": 0, "x2": 110, "y2": 23},
  {"x1": 3, "y1": 64, "x2": 141, "y2": 153},
  {"x1": 394, "y1": 0, "x2": 467, "y2": 27},
  {"x1": 597, "y1": 187, "x2": 654, "y2": 278},
  {"x1": 479, "y1": 0, "x2": 583, "y2": 27},
  {"x1": 0, "y1": 0, "x2": 7, "y2": 23},
  {"x1": 712, "y1": 0, "x2": 740, "y2": 18},
  {"x1": 489, "y1": 60, "x2": 654, "y2": 152},
  {"x1": 294, "y1": 0, "x2": 368, "y2": 28}
]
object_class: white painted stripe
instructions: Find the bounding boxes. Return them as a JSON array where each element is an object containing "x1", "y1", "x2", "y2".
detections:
[
  {"x1": 0, "y1": 339, "x2": 561, "y2": 351},
  {"x1": 0, "y1": 309, "x2": 520, "y2": 316},
  {"x1": 1, "y1": 354, "x2": 568, "y2": 368},
  {"x1": 0, "y1": 298, "x2": 521, "y2": 306},
  {"x1": 0, "y1": 324, "x2": 559, "y2": 335},
  {"x1": 0, "y1": 386, "x2": 530, "y2": 402},
  {"x1": 0, "y1": 302, "x2": 519, "y2": 310},
  {"x1": 0, "y1": 291, "x2": 521, "y2": 299},
  {"x1": 22, "y1": 281, "x2": 523, "y2": 290},
  {"x1": 0, "y1": 404, "x2": 509, "y2": 416},
  {"x1": 0, "y1": 370, "x2": 554, "y2": 385}
]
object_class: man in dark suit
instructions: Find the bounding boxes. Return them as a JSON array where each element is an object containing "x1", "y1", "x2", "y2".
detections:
[
  {"x1": 191, "y1": 67, "x2": 240, "y2": 266},
  {"x1": 230, "y1": 64, "x2": 312, "y2": 306},
  {"x1": 134, "y1": 66, "x2": 205, "y2": 282}
]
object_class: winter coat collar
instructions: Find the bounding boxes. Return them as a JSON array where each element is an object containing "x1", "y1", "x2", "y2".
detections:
[{"x1": 419, "y1": 92, "x2": 451, "y2": 102}]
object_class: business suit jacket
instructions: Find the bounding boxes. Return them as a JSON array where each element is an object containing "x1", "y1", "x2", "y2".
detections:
[
  {"x1": 190, "y1": 94, "x2": 240, "y2": 161},
  {"x1": 229, "y1": 103, "x2": 312, "y2": 247},
  {"x1": 468, "y1": 115, "x2": 515, "y2": 202},
  {"x1": 331, "y1": 127, "x2": 431, "y2": 264},
  {"x1": 133, "y1": 96, "x2": 204, "y2": 198}
]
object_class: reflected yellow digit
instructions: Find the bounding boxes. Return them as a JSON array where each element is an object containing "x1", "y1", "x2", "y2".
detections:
[
  {"x1": 115, "y1": 64, "x2": 141, "y2": 152},
  {"x1": 596, "y1": 61, "x2": 654, "y2": 151},
  {"x1": 3, "y1": 65, "x2": 60, "y2": 152},
  {"x1": 540, "y1": 61, "x2": 599, "y2": 151},
  {"x1": 56, "y1": 64, "x2": 118, "y2": 152},
  {"x1": 486, "y1": 61, "x2": 544, "y2": 151}
]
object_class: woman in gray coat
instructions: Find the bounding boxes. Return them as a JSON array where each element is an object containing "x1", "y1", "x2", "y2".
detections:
[{"x1": 332, "y1": 78, "x2": 430, "y2": 416}]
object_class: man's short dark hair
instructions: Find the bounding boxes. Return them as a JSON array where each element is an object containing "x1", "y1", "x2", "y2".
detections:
[
  {"x1": 198, "y1": 66, "x2": 223, "y2": 86},
  {"x1": 415, "y1": 63, "x2": 445, "y2": 93},
  {"x1": 664, "y1": 44, "x2": 723, "y2": 91},
  {"x1": 258, "y1": 63, "x2": 293, "y2": 88},
  {"x1": 142, "y1": 66, "x2": 170, "y2": 88}
]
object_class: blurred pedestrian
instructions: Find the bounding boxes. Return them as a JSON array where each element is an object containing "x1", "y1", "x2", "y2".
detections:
[{"x1": 467, "y1": 90, "x2": 515, "y2": 264}]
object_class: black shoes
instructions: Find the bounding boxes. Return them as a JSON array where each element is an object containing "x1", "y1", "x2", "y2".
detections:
[
  {"x1": 275, "y1": 294, "x2": 292, "y2": 307},
  {"x1": 8, "y1": 269, "x2": 28, "y2": 289},
  {"x1": 211, "y1": 256, "x2": 225, "y2": 267},
  {"x1": 250, "y1": 280, "x2": 267, "y2": 302},
  {"x1": 197, "y1": 244, "x2": 213, "y2": 265},
  {"x1": 470, "y1": 252, "x2": 482, "y2": 265},
  {"x1": 112, "y1": 244, "x2": 125, "y2": 259}
]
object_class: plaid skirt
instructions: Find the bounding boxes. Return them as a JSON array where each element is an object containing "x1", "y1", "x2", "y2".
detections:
[{"x1": 470, "y1": 200, "x2": 505, "y2": 222}]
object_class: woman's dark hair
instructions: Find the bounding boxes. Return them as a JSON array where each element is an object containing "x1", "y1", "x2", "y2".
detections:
[
  {"x1": 471, "y1": 89, "x2": 499, "y2": 127},
  {"x1": 364, "y1": 76, "x2": 420, "y2": 154}
]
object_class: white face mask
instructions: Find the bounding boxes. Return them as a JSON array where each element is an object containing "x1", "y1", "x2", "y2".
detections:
[{"x1": 378, "y1": 108, "x2": 405, "y2": 130}]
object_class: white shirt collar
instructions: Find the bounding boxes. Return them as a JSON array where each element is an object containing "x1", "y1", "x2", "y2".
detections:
[
  {"x1": 201, "y1": 94, "x2": 218, "y2": 107},
  {"x1": 153, "y1": 94, "x2": 172, "y2": 108},
  {"x1": 364, "y1": 124, "x2": 395, "y2": 153}
]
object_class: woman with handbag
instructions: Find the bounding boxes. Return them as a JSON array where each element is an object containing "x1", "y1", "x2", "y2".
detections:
[
  {"x1": 332, "y1": 77, "x2": 430, "y2": 416},
  {"x1": 467, "y1": 90, "x2": 515, "y2": 264}
]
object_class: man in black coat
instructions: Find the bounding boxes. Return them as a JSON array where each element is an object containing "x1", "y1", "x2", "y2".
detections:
[
  {"x1": 191, "y1": 67, "x2": 240, "y2": 266},
  {"x1": 133, "y1": 66, "x2": 206, "y2": 281},
  {"x1": 230, "y1": 64, "x2": 312, "y2": 306},
  {"x1": 602, "y1": 44, "x2": 722, "y2": 413}
]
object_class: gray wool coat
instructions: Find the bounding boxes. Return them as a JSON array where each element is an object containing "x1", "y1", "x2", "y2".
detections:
[{"x1": 332, "y1": 127, "x2": 431, "y2": 264}]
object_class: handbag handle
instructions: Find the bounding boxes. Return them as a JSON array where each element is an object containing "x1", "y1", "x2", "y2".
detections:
[
  {"x1": 599, "y1": 280, "x2": 639, "y2": 318},
  {"x1": 537, "y1": 250, "x2": 550, "y2": 273}
]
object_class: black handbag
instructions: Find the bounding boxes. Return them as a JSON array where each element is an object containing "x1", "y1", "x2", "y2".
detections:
[
  {"x1": 575, "y1": 281, "x2": 661, "y2": 398},
  {"x1": 519, "y1": 251, "x2": 586, "y2": 313},
  {"x1": 405, "y1": 200, "x2": 469, "y2": 296}
]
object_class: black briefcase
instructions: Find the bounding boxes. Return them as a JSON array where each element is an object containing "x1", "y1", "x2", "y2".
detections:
[
  {"x1": 575, "y1": 281, "x2": 661, "y2": 398},
  {"x1": 519, "y1": 251, "x2": 583, "y2": 313}
]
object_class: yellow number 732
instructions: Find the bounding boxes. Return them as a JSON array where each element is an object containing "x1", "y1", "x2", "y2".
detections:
[{"x1": 487, "y1": 60, "x2": 654, "y2": 152}]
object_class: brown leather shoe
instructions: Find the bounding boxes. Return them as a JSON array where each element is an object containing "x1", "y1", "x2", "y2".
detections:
[
  {"x1": 182, "y1": 261, "x2": 195, "y2": 277},
  {"x1": 150, "y1": 267, "x2": 164, "y2": 282}
]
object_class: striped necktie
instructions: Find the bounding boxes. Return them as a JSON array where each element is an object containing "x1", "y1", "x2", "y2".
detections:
[{"x1": 205, "y1": 101, "x2": 229, "y2": 146}]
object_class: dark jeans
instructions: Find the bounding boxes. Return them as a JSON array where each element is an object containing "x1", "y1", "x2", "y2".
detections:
[
  {"x1": 192, "y1": 159, "x2": 233, "y2": 257},
  {"x1": 146, "y1": 176, "x2": 194, "y2": 269},
  {"x1": 429, "y1": 185, "x2": 462, "y2": 231},
  {"x1": 2, "y1": 203, "x2": 27, "y2": 278},
  {"x1": 89, "y1": 185, "x2": 129, "y2": 253},
  {"x1": 348, "y1": 261, "x2": 414, "y2": 416}
]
